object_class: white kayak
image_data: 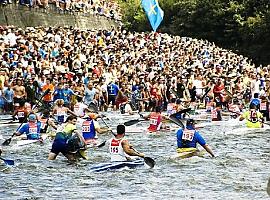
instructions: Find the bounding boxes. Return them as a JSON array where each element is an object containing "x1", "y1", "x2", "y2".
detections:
[
  {"x1": 89, "y1": 158, "x2": 145, "y2": 172},
  {"x1": 229, "y1": 125, "x2": 270, "y2": 135},
  {"x1": 12, "y1": 134, "x2": 48, "y2": 147}
]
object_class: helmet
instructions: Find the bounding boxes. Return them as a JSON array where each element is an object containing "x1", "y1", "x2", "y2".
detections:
[
  {"x1": 28, "y1": 114, "x2": 37, "y2": 121},
  {"x1": 186, "y1": 119, "x2": 195, "y2": 126},
  {"x1": 117, "y1": 124, "x2": 125, "y2": 135}
]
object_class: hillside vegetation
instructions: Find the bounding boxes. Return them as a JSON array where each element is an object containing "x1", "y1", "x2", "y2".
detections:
[{"x1": 118, "y1": 0, "x2": 270, "y2": 65}]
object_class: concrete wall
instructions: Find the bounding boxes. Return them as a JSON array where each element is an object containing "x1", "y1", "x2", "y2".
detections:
[{"x1": 0, "y1": 3, "x2": 120, "y2": 29}]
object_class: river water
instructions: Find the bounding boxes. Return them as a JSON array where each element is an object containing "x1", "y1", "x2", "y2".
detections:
[{"x1": 0, "y1": 112, "x2": 269, "y2": 200}]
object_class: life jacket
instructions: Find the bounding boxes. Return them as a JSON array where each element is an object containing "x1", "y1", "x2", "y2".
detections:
[
  {"x1": 148, "y1": 112, "x2": 162, "y2": 132},
  {"x1": 181, "y1": 129, "x2": 196, "y2": 148},
  {"x1": 56, "y1": 107, "x2": 67, "y2": 123},
  {"x1": 82, "y1": 119, "x2": 96, "y2": 141},
  {"x1": 109, "y1": 138, "x2": 126, "y2": 162},
  {"x1": 248, "y1": 110, "x2": 259, "y2": 123},
  {"x1": 27, "y1": 122, "x2": 40, "y2": 140}
]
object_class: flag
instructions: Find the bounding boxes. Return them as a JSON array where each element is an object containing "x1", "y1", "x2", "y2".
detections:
[{"x1": 141, "y1": 0, "x2": 164, "y2": 32}]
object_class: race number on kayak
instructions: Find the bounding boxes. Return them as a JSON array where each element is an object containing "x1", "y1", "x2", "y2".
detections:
[{"x1": 182, "y1": 129, "x2": 195, "y2": 141}]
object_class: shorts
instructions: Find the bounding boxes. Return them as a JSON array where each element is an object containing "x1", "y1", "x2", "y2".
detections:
[
  {"x1": 51, "y1": 139, "x2": 68, "y2": 155},
  {"x1": 108, "y1": 95, "x2": 116, "y2": 105}
]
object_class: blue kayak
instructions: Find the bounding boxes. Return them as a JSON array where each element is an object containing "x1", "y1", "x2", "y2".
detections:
[{"x1": 90, "y1": 159, "x2": 145, "y2": 172}]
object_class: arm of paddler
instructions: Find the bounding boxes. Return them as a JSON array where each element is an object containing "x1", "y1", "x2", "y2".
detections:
[
  {"x1": 239, "y1": 111, "x2": 247, "y2": 121},
  {"x1": 202, "y1": 144, "x2": 215, "y2": 157},
  {"x1": 122, "y1": 140, "x2": 145, "y2": 158},
  {"x1": 13, "y1": 124, "x2": 27, "y2": 137},
  {"x1": 94, "y1": 120, "x2": 111, "y2": 134},
  {"x1": 48, "y1": 118, "x2": 58, "y2": 130},
  {"x1": 67, "y1": 108, "x2": 78, "y2": 117}
]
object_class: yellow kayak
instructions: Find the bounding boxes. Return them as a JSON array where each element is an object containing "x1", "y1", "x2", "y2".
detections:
[{"x1": 170, "y1": 148, "x2": 205, "y2": 159}]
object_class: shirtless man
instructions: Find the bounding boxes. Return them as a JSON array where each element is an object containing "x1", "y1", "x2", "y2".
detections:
[{"x1": 13, "y1": 79, "x2": 26, "y2": 104}]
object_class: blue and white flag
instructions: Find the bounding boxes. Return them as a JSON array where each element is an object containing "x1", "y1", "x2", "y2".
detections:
[{"x1": 141, "y1": 0, "x2": 164, "y2": 32}]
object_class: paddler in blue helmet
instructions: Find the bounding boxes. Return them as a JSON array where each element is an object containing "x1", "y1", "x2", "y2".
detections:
[
  {"x1": 176, "y1": 119, "x2": 215, "y2": 157},
  {"x1": 13, "y1": 113, "x2": 43, "y2": 140}
]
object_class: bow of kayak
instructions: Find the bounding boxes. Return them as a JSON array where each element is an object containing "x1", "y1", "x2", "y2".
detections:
[{"x1": 89, "y1": 159, "x2": 145, "y2": 172}]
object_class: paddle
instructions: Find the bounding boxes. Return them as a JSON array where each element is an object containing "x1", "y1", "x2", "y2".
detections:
[
  {"x1": 124, "y1": 119, "x2": 145, "y2": 126},
  {"x1": 2, "y1": 89, "x2": 51, "y2": 146},
  {"x1": 200, "y1": 87, "x2": 211, "y2": 101},
  {"x1": 0, "y1": 157, "x2": 15, "y2": 166},
  {"x1": 132, "y1": 147, "x2": 155, "y2": 168},
  {"x1": 170, "y1": 108, "x2": 191, "y2": 120},
  {"x1": 123, "y1": 112, "x2": 145, "y2": 126}
]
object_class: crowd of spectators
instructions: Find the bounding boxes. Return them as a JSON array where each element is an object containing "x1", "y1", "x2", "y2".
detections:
[
  {"x1": 0, "y1": 25, "x2": 269, "y2": 115},
  {"x1": 0, "y1": 0, "x2": 122, "y2": 20}
]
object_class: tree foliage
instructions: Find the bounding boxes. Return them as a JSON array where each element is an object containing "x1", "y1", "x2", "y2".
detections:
[{"x1": 118, "y1": 0, "x2": 270, "y2": 65}]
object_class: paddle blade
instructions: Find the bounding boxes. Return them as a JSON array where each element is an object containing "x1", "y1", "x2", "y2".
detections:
[
  {"x1": 96, "y1": 141, "x2": 106, "y2": 148},
  {"x1": 0, "y1": 157, "x2": 15, "y2": 166},
  {"x1": 124, "y1": 119, "x2": 140, "y2": 126},
  {"x1": 144, "y1": 157, "x2": 155, "y2": 168},
  {"x1": 169, "y1": 116, "x2": 184, "y2": 129},
  {"x1": 170, "y1": 108, "x2": 191, "y2": 119},
  {"x1": 200, "y1": 87, "x2": 211, "y2": 100},
  {"x1": 2, "y1": 137, "x2": 12, "y2": 146}
]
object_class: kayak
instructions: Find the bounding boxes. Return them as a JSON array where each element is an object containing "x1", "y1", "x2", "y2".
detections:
[
  {"x1": 229, "y1": 125, "x2": 270, "y2": 135},
  {"x1": 170, "y1": 148, "x2": 205, "y2": 159},
  {"x1": 89, "y1": 158, "x2": 145, "y2": 172},
  {"x1": 12, "y1": 134, "x2": 48, "y2": 147}
]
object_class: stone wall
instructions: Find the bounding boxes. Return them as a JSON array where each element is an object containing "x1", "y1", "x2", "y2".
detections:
[{"x1": 0, "y1": 3, "x2": 120, "y2": 29}]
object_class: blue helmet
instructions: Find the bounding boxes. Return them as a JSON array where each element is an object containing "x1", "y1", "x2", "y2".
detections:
[{"x1": 186, "y1": 119, "x2": 195, "y2": 126}]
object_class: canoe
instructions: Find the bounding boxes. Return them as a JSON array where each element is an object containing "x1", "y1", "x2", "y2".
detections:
[
  {"x1": 89, "y1": 158, "x2": 145, "y2": 172},
  {"x1": 170, "y1": 148, "x2": 205, "y2": 159}
]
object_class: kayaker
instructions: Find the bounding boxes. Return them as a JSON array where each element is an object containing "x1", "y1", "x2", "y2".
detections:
[
  {"x1": 108, "y1": 124, "x2": 145, "y2": 162},
  {"x1": 81, "y1": 112, "x2": 111, "y2": 145},
  {"x1": 48, "y1": 115, "x2": 87, "y2": 161},
  {"x1": 176, "y1": 119, "x2": 215, "y2": 157},
  {"x1": 39, "y1": 110, "x2": 58, "y2": 134},
  {"x1": 167, "y1": 98, "x2": 177, "y2": 116},
  {"x1": 144, "y1": 106, "x2": 168, "y2": 132},
  {"x1": 239, "y1": 104, "x2": 264, "y2": 128},
  {"x1": 228, "y1": 98, "x2": 242, "y2": 119},
  {"x1": 249, "y1": 93, "x2": 260, "y2": 110},
  {"x1": 73, "y1": 96, "x2": 92, "y2": 118},
  {"x1": 211, "y1": 102, "x2": 222, "y2": 121},
  {"x1": 119, "y1": 100, "x2": 136, "y2": 115},
  {"x1": 12, "y1": 101, "x2": 28, "y2": 123},
  {"x1": 13, "y1": 113, "x2": 43, "y2": 140},
  {"x1": 52, "y1": 99, "x2": 77, "y2": 124}
]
